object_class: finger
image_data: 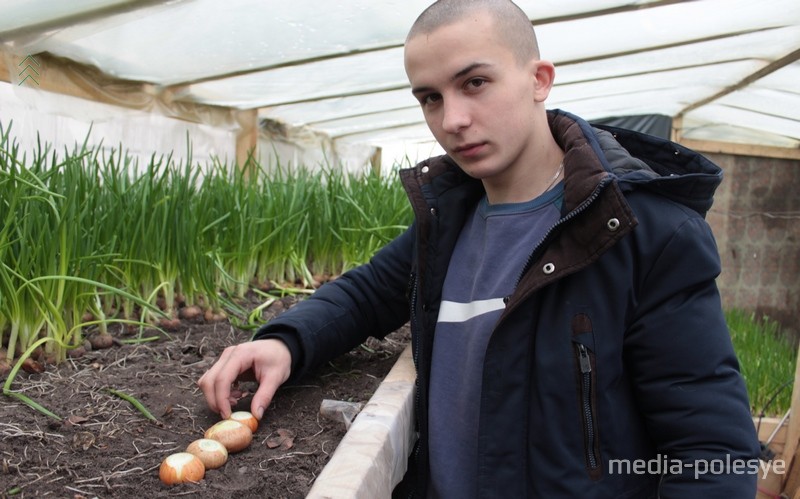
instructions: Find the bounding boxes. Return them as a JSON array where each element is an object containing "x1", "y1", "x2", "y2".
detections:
[
  {"x1": 250, "y1": 342, "x2": 292, "y2": 420},
  {"x1": 250, "y1": 375, "x2": 281, "y2": 421},
  {"x1": 212, "y1": 353, "x2": 249, "y2": 419},
  {"x1": 197, "y1": 346, "x2": 235, "y2": 412},
  {"x1": 199, "y1": 345, "x2": 239, "y2": 416}
]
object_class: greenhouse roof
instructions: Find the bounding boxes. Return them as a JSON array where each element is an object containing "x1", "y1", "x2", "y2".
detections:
[{"x1": 1, "y1": 0, "x2": 799, "y2": 153}]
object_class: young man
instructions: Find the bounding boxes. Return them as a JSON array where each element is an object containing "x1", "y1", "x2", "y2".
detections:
[{"x1": 199, "y1": 0, "x2": 761, "y2": 496}]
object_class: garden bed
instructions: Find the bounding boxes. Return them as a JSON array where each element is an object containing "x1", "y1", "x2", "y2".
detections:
[{"x1": 0, "y1": 296, "x2": 410, "y2": 498}]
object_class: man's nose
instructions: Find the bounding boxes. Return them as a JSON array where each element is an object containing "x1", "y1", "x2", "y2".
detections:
[{"x1": 441, "y1": 98, "x2": 471, "y2": 133}]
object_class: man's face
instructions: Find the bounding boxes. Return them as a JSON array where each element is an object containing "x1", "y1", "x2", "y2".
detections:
[{"x1": 404, "y1": 15, "x2": 543, "y2": 184}]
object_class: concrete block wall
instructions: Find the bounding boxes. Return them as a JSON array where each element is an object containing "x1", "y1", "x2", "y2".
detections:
[{"x1": 705, "y1": 152, "x2": 800, "y2": 339}]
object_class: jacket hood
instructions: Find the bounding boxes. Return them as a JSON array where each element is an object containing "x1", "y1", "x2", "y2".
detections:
[{"x1": 549, "y1": 109, "x2": 723, "y2": 218}]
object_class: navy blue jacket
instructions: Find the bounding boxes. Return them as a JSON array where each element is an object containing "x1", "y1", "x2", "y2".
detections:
[{"x1": 256, "y1": 110, "x2": 760, "y2": 498}]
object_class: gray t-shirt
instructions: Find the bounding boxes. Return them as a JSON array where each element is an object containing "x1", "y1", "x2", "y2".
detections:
[{"x1": 427, "y1": 184, "x2": 563, "y2": 499}]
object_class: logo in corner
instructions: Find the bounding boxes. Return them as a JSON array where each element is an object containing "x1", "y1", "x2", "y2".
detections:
[{"x1": 18, "y1": 55, "x2": 40, "y2": 86}]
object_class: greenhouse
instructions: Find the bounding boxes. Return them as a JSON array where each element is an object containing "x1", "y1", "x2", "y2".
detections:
[{"x1": 1, "y1": 0, "x2": 799, "y2": 497}]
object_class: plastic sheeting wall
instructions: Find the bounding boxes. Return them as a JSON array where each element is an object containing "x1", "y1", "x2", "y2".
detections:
[
  {"x1": 0, "y1": 81, "x2": 235, "y2": 171},
  {"x1": 257, "y1": 118, "x2": 378, "y2": 174}
]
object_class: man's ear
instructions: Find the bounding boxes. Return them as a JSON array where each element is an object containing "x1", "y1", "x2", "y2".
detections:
[{"x1": 531, "y1": 60, "x2": 555, "y2": 102}]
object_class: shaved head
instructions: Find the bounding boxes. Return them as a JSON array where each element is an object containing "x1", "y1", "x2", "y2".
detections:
[{"x1": 407, "y1": 0, "x2": 540, "y2": 64}]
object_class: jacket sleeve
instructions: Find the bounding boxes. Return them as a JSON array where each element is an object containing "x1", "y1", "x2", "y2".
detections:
[
  {"x1": 254, "y1": 225, "x2": 415, "y2": 382},
  {"x1": 624, "y1": 215, "x2": 761, "y2": 497}
]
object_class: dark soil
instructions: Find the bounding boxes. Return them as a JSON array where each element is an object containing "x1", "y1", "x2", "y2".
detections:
[{"x1": 0, "y1": 296, "x2": 411, "y2": 498}]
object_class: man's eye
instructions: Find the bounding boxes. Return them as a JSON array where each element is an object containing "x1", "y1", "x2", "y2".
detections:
[
  {"x1": 422, "y1": 94, "x2": 441, "y2": 105},
  {"x1": 466, "y1": 78, "x2": 486, "y2": 90}
]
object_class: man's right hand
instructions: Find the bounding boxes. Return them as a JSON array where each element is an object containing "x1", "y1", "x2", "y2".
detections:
[{"x1": 197, "y1": 338, "x2": 292, "y2": 421}]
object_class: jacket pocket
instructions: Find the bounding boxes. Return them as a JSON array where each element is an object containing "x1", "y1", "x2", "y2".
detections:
[{"x1": 572, "y1": 313, "x2": 602, "y2": 480}]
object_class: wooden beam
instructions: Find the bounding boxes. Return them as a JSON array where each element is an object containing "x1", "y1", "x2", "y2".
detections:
[
  {"x1": 165, "y1": 44, "x2": 404, "y2": 88},
  {"x1": 531, "y1": 0, "x2": 690, "y2": 26},
  {"x1": 678, "y1": 47, "x2": 800, "y2": 117},
  {"x1": 679, "y1": 139, "x2": 800, "y2": 161},
  {"x1": 246, "y1": 84, "x2": 410, "y2": 109},
  {"x1": 331, "y1": 120, "x2": 427, "y2": 140},
  {"x1": 305, "y1": 104, "x2": 417, "y2": 127},
  {"x1": 557, "y1": 27, "x2": 778, "y2": 68}
]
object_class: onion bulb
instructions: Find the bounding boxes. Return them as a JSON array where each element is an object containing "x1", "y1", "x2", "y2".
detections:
[
  {"x1": 229, "y1": 411, "x2": 258, "y2": 433},
  {"x1": 159, "y1": 452, "x2": 205, "y2": 485},
  {"x1": 186, "y1": 438, "x2": 228, "y2": 469},
  {"x1": 204, "y1": 419, "x2": 252, "y2": 453}
]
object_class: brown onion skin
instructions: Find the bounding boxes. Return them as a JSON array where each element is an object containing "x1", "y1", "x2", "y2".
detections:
[
  {"x1": 204, "y1": 420, "x2": 252, "y2": 453},
  {"x1": 159, "y1": 452, "x2": 205, "y2": 485},
  {"x1": 229, "y1": 411, "x2": 258, "y2": 433},
  {"x1": 186, "y1": 439, "x2": 228, "y2": 470}
]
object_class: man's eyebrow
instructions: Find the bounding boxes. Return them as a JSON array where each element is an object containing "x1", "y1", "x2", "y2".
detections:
[
  {"x1": 452, "y1": 62, "x2": 491, "y2": 81},
  {"x1": 411, "y1": 85, "x2": 432, "y2": 97},
  {"x1": 411, "y1": 62, "x2": 492, "y2": 96}
]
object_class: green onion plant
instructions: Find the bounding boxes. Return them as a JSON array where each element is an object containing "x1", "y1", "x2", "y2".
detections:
[
  {"x1": 0, "y1": 122, "x2": 411, "y2": 373},
  {"x1": 727, "y1": 309, "x2": 796, "y2": 417}
]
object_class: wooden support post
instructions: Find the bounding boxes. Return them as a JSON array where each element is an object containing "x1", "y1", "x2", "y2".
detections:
[
  {"x1": 0, "y1": 53, "x2": 10, "y2": 83},
  {"x1": 670, "y1": 115, "x2": 683, "y2": 143},
  {"x1": 235, "y1": 109, "x2": 258, "y2": 178},
  {"x1": 782, "y1": 344, "x2": 800, "y2": 494},
  {"x1": 786, "y1": 449, "x2": 800, "y2": 499},
  {"x1": 370, "y1": 147, "x2": 382, "y2": 176}
]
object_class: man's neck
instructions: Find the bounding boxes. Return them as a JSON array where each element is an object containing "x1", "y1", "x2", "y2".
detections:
[{"x1": 483, "y1": 148, "x2": 565, "y2": 204}]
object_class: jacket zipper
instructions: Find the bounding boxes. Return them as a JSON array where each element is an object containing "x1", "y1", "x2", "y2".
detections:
[
  {"x1": 515, "y1": 177, "x2": 613, "y2": 288},
  {"x1": 409, "y1": 272, "x2": 422, "y2": 499},
  {"x1": 410, "y1": 272, "x2": 421, "y2": 434},
  {"x1": 576, "y1": 343, "x2": 599, "y2": 471}
]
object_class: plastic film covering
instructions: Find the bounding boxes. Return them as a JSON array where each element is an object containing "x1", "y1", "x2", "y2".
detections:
[
  {"x1": 0, "y1": 0, "x2": 137, "y2": 35},
  {"x1": 187, "y1": 47, "x2": 408, "y2": 109},
  {"x1": 1, "y1": 0, "x2": 799, "y2": 155},
  {"x1": 4, "y1": 0, "x2": 430, "y2": 85}
]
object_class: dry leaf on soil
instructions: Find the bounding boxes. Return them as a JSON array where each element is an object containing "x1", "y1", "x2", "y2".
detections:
[{"x1": 266, "y1": 428, "x2": 295, "y2": 450}]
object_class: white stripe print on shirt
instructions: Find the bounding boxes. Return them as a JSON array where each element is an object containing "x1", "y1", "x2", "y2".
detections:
[{"x1": 437, "y1": 298, "x2": 506, "y2": 323}]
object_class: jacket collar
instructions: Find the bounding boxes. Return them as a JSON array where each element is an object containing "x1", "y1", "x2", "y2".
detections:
[
  {"x1": 551, "y1": 109, "x2": 722, "y2": 218},
  {"x1": 399, "y1": 109, "x2": 723, "y2": 220}
]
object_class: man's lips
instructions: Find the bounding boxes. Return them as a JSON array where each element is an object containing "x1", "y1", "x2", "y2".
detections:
[{"x1": 453, "y1": 142, "x2": 486, "y2": 158}]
